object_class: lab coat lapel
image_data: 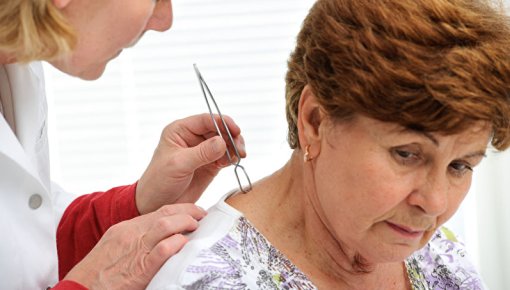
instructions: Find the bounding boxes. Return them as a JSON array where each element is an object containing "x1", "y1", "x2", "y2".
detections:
[
  {"x1": 0, "y1": 62, "x2": 48, "y2": 191},
  {"x1": 0, "y1": 116, "x2": 42, "y2": 185}
]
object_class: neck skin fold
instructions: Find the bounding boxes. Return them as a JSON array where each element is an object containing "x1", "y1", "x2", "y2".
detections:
[{"x1": 227, "y1": 150, "x2": 408, "y2": 289}]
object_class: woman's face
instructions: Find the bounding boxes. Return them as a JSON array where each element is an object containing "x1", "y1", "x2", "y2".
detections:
[
  {"x1": 310, "y1": 115, "x2": 490, "y2": 263},
  {"x1": 50, "y1": 0, "x2": 173, "y2": 80}
]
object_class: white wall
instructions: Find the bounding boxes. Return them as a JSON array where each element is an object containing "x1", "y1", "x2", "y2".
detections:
[
  {"x1": 474, "y1": 152, "x2": 510, "y2": 289},
  {"x1": 44, "y1": 0, "x2": 510, "y2": 289}
]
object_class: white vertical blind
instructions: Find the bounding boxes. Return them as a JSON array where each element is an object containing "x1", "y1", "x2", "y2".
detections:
[
  {"x1": 473, "y1": 152, "x2": 510, "y2": 289},
  {"x1": 44, "y1": 1, "x2": 510, "y2": 289},
  {"x1": 46, "y1": 0, "x2": 316, "y2": 205}
]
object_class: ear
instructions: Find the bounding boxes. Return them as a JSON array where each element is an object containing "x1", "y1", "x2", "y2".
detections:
[
  {"x1": 297, "y1": 85, "x2": 325, "y2": 157},
  {"x1": 52, "y1": 0, "x2": 72, "y2": 9}
]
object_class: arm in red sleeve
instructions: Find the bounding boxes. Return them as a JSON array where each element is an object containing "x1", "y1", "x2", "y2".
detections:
[
  {"x1": 52, "y1": 280, "x2": 88, "y2": 290},
  {"x1": 56, "y1": 182, "x2": 140, "y2": 280}
]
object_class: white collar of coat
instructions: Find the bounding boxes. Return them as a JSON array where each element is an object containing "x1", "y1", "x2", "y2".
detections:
[
  {"x1": 0, "y1": 62, "x2": 46, "y2": 190},
  {"x1": 0, "y1": 115, "x2": 43, "y2": 184}
]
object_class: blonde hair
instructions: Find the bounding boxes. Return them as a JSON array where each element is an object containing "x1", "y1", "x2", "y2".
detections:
[
  {"x1": 286, "y1": 0, "x2": 510, "y2": 151},
  {"x1": 0, "y1": 0, "x2": 76, "y2": 62}
]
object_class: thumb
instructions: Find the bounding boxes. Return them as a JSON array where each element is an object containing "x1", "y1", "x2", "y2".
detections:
[{"x1": 178, "y1": 136, "x2": 226, "y2": 172}]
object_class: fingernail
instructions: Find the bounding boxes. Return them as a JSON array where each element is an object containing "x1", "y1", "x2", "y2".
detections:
[
  {"x1": 217, "y1": 159, "x2": 230, "y2": 168},
  {"x1": 197, "y1": 206, "x2": 208, "y2": 217},
  {"x1": 212, "y1": 137, "x2": 224, "y2": 154}
]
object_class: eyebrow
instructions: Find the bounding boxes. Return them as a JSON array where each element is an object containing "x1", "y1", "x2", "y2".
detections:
[
  {"x1": 420, "y1": 131, "x2": 439, "y2": 146},
  {"x1": 403, "y1": 128, "x2": 439, "y2": 146},
  {"x1": 463, "y1": 150, "x2": 487, "y2": 159},
  {"x1": 405, "y1": 129, "x2": 487, "y2": 159}
]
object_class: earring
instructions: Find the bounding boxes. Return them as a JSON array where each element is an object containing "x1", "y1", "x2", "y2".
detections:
[{"x1": 304, "y1": 145, "x2": 311, "y2": 162}]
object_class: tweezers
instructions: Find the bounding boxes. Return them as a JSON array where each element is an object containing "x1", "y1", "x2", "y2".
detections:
[{"x1": 193, "y1": 64, "x2": 252, "y2": 193}]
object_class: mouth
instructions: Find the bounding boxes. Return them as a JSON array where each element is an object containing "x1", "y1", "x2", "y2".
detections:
[{"x1": 385, "y1": 221, "x2": 426, "y2": 239}]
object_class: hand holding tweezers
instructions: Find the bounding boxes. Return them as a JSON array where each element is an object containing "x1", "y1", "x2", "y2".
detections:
[{"x1": 193, "y1": 64, "x2": 252, "y2": 193}]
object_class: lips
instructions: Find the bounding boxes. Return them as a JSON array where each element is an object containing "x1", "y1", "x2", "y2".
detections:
[{"x1": 385, "y1": 221, "x2": 426, "y2": 239}]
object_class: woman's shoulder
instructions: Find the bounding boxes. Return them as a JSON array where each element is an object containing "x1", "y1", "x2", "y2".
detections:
[
  {"x1": 179, "y1": 216, "x2": 314, "y2": 289},
  {"x1": 148, "y1": 200, "x2": 316, "y2": 290},
  {"x1": 146, "y1": 198, "x2": 243, "y2": 290},
  {"x1": 405, "y1": 227, "x2": 486, "y2": 290}
]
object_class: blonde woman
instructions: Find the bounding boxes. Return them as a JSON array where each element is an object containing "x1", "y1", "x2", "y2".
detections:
[{"x1": 0, "y1": 0, "x2": 246, "y2": 289}]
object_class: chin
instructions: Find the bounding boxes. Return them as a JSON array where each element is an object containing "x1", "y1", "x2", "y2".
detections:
[
  {"x1": 50, "y1": 59, "x2": 107, "y2": 80},
  {"x1": 362, "y1": 243, "x2": 419, "y2": 265},
  {"x1": 77, "y1": 65, "x2": 107, "y2": 81}
]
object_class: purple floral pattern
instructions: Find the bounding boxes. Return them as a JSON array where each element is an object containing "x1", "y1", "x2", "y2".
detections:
[
  {"x1": 181, "y1": 217, "x2": 316, "y2": 289},
  {"x1": 405, "y1": 228, "x2": 485, "y2": 289},
  {"x1": 180, "y1": 218, "x2": 484, "y2": 289}
]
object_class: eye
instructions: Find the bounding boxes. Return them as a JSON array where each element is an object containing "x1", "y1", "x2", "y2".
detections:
[
  {"x1": 395, "y1": 149, "x2": 413, "y2": 158},
  {"x1": 448, "y1": 161, "x2": 473, "y2": 177},
  {"x1": 391, "y1": 148, "x2": 421, "y2": 166}
]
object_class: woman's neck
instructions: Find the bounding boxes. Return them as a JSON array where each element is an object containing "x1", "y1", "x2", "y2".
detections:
[
  {"x1": 0, "y1": 52, "x2": 16, "y2": 64},
  {"x1": 226, "y1": 151, "x2": 409, "y2": 289}
]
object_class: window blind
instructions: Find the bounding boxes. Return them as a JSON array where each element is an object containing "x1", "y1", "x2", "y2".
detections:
[{"x1": 45, "y1": 0, "x2": 315, "y2": 207}]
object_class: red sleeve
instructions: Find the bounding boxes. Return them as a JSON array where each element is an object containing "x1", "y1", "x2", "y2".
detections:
[
  {"x1": 52, "y1": 280, "x2": 88, "y2": 290},
  {"x1": 56, "y1": 182, "x2": 140, "y2": 280}
]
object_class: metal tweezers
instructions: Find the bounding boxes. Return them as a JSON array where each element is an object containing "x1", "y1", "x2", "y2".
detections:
[{"x1": 193, "y1": 64, "x2": 252, "y2": 193}]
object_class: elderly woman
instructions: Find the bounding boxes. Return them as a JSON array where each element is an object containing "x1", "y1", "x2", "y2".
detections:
[{"x1": 148, "y1": 0, "x2": 510, "y2": 289}]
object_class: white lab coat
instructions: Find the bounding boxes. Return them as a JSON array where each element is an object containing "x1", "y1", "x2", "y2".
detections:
[{"x1": 0, "y1": 62, "x2": 76, "y2": 289}]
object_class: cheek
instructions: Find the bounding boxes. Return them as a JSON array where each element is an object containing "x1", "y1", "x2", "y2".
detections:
[
  {"x1": 313, "y1": 150, "x2": 407, "y2": 232},
  {"x1": 437, "y1": 181, "x2": 471, "y2": 226},
  {"x1": 108, "y1": 4, "x2": 156, "y2": 45}
]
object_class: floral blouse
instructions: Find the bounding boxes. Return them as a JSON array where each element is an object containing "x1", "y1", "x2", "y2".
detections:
[{"x1": 147, "y1": 196, "x2": 485, "y2": 290}]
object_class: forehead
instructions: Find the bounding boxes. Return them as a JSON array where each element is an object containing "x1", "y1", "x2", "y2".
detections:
[{"x1": 334, "y1": 115, "x2": 492, "y2": 148}]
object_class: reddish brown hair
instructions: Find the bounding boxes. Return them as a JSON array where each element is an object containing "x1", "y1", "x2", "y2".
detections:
[{"x1": 286, "y1": 0, "x2": 510, "y2": 150}]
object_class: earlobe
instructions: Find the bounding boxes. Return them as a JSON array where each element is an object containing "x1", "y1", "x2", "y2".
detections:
[
  {"x1": 52, "y1": 0, "x2": 72, "y2": 9},
  {"x1": 297, "y1": 85, "x2": 324, "y2": 154}
]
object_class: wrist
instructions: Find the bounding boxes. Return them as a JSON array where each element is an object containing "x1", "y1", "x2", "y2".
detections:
[
  {"x1": 63, "y1": 267, "x2": 95, "y2": 290},
  {"x1": 52, "y1": 280, "x2": 88, "y2": 290}
]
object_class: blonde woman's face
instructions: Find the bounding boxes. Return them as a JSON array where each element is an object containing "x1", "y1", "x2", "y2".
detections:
[
  {"x1": 51, "y1": 0, "x2": 172, "y2": 80},
  {"x1": 309, "y1": 115, "x2": 490, "y2": 263}
]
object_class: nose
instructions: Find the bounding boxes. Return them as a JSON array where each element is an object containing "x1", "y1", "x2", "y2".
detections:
[
  {"x1": 146, "y1": 0, "x2": 173, "y2": 32},
  {"x1": 407, "y1": 169, "x2": 449, "y2": 216}
]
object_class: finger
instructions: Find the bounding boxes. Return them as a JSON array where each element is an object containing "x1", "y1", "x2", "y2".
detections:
[
  {"x1": 179, "y1": 113, "x2": 241, "y2": 138},
  {"x1": 230, "y1": 134, "x2": 246, "y2": 158},
  {"x1": 142, "y1": 214, "x2": 200, "y2": 249},
  {"x1": 215, "y1": 153, "x2": 237, "y2": 168},
  {"x1": 166, "y1": 114, "x2": 242, "y2": 151},
  {"x1": 216, "y1": 134, "x2": 246, "y2": 166},
  {"x1": 212, "y1": 114, "x2": 242, "y2": 140},
  {"x1": 156, "y1": 203, "x2": 207, "y2": 220},
  {"x1": 202, "y1": 129, "x2": 245, "y2": 159},
  {"x1": 174, "y1": 135, "x2": 227, "y2": 173},
  {"x1": 144, "y1": 234, "x2": 188, "y2": 275}
]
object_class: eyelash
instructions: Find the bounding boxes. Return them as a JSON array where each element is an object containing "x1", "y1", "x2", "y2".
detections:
[
  {"x1": 393, "y1": 148, "x2": 421, "y2": 166},
  {"x1": 448, "y1": 161, "x2": 473, "y2": 177},
  {"x1": 392, "y1": 148, "x2": 473, "y2": 177}
]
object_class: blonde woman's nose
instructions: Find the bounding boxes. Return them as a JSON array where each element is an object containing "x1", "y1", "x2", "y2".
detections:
[{"x1": 146, "y1": 0, "x2": 173, "y2": 32}]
